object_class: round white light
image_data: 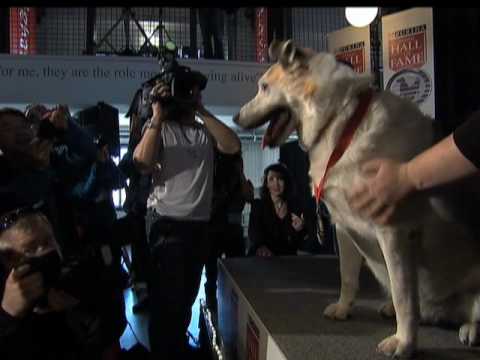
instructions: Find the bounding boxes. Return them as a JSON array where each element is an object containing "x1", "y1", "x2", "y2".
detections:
[{"x1": 345, "y1": 7, "x2": 378, "y2": 27}]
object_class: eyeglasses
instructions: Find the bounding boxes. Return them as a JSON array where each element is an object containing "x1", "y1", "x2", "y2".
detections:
[{"x1": 0, "y1": 201, "x2": 45, "y2": 233}]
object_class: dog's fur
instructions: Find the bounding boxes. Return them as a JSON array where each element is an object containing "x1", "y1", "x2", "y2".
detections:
[{"x1": 233, "y1": 40, "x2": 480, "y2": 358}]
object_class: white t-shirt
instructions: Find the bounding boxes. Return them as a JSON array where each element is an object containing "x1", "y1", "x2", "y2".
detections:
[{"x1": 146, "y1": 120, "x2": 214, "y2": 221}]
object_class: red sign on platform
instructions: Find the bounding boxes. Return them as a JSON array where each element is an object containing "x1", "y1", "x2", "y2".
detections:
[
  {"x1": 388, "y1": 24, "x2": 427, "y2": 72},
  {"x1": 255, "y1": 8, "x2": 268, "y2": 63},
  {"x1": 10, "y1": 7, "x2": 37, "y2": 55}
]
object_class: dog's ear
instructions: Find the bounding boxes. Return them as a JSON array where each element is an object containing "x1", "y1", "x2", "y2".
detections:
[
  {"x1": 278, "y1": 40, "x2": 308, "y2": 71},
  {"x1": 268, "y1": 40, "x2": 283, "y2": 62}
]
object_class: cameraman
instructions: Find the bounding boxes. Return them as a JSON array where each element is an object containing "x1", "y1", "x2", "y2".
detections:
[{"x1": 133, "y1": 72, "x2": 240, "y2": 359}]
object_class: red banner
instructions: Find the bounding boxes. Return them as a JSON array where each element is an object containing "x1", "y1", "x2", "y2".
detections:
[
  {"x1": 255, "y1": 7, "x2": 268, "y2": 63},
  {"x1": 10, "y1": 7, "x2": 37, "y2": 55}
]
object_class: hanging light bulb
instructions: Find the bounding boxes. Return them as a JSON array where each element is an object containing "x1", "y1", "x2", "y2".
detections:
[{"x1": 345, "y1": 7, "x2": 379, "y2": 27}]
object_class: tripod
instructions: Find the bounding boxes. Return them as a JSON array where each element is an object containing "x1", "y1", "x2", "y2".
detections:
[{"x1": 94, "y1": 7, "x2": 171, "y2": 56}]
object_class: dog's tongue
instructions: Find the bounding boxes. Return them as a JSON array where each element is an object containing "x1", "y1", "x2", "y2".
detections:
[
  {"x1": 262, "y1": 132, "x2": 270, "y2": 149},
  {"x1": 262, "y1": 121, "x2": 274, "y2": 149},
  {"x1": 262, "y1": 111, "x2": 289, "y2": 149}
]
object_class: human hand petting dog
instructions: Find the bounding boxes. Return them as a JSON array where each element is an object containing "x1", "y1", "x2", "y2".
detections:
[{"x1": 348, "y1": 158, "x2": 415, "y2": 225}]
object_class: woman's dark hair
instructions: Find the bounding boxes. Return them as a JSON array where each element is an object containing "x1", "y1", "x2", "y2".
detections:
[{"x1": 260, "y1": 162, "x2": 295, "y2": 204}]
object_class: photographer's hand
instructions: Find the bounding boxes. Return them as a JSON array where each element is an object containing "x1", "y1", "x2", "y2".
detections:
[
  {"x1": 1, "y1": 265, "x2": 45, "y2": 318},
  {"x1": 49, "y1": 105, "x2": 70, "y2": 131}
]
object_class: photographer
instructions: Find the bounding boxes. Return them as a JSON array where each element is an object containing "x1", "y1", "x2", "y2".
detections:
[
  {"x1": 71, "y1": 135, "x2": 127, "y2": 229},
  {"x1": 133, "y1": 68, "x2": 240, "y2": 359},
  {"x1": 0, "y1": 207, "x2": 93, "y2": 360},
  {"x1": 0, "y1": 105, "x2": 97, "y2": 243},
  {"x1": 69, "y1": 136, "x2": 128, "y2": 353},
  {"x1": 0, "y1": 107, "x2": 55, "y2": 213}
]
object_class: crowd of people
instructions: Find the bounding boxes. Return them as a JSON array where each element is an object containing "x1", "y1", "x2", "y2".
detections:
[
  {"x1": 0, "y1": 105, "x2": 127, "y2": 360},
  {"x1": 0, "y1": 73, "x2": 312, "y2": 360}
]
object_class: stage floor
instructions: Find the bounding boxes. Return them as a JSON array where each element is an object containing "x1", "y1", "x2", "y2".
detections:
[{"x1": 218, "y1": 256, "x2": 480, "y2": 360}]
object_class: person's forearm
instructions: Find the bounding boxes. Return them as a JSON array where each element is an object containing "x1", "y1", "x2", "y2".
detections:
[
  {"x1": 133, "y1": 120, "x2": 162, "y2": 174},
  {"x1": 198, "y1": 108, "x2": 240, "y2": 154},
  {"x1": 406, "y1": 134, "x2": 478, "y2": 191}
]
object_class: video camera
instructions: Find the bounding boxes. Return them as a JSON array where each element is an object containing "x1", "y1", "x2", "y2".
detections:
[{"x1": 145, "y1": 41, "x2": 208, "y2": 108}]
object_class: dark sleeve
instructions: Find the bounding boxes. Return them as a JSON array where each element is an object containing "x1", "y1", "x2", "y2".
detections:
[
  {"x1": 227, "y1": 184, "x2": 247, "y2": 214},
  {"x1": 71, "y1": 164, "x2": 98, "y2": 200},
  {"x1": 0, "y1": 306, "x2": 22, "y2": 338},
  {"x1": 453, "y1": 112, "x2": 480, "y2": 169},
  {"x1": 51, "y1": 118, "x2": 97, "y2": 180},
  {"x1": 64, "y1": 118, "x2": 97, "y2": 163},
  {"x1": 118, "y1": 150, "x2": 137, "y2": 179},
  {"x1": 0, "y1": 274, "x2": 23, "y2": 339},
  {"x1": 247, "y1": 200, "x2": 267, "y2": 254},
  {"x1": 97, "y1": 159, "x2": 127, "y2": 190}
]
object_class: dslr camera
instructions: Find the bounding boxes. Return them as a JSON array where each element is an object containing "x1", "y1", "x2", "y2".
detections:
[{"x1": 146, "y1": 41, "x2": 208, "y2": 109}]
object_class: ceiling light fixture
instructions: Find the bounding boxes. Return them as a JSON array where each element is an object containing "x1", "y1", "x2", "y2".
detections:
[{"x1": 345, "y1": 7, "x2": 379, "y2": 27}]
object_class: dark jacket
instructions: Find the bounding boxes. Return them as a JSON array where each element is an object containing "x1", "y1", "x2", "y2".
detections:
[
  {"x1": 0, "y1": 269, "x2": 80, "y2": 360},
  {"x1": 248, "y1": 198, "x2": 307, "y2": 256}
]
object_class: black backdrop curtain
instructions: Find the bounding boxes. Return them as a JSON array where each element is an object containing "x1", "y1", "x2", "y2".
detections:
[{"x1": 433, "y1": 8, "x2": 480, "y2": 135}]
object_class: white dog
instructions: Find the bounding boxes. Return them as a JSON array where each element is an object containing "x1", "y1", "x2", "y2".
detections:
[{"x1": 233, "y1": 40, "x2": 480, "y2": 358}]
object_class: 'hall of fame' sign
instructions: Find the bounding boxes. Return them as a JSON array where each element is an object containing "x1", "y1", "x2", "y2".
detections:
[
  {"x1": 387, "y1": 24, "x2": 431, "y2": 105},
  {"x1": 334, "y1": 41, "x2": 365, "y2": 73}
]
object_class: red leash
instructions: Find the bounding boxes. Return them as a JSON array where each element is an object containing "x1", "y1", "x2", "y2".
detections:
[{"x1": 314, "y1": 90, "x2": 374, "y2": 203}]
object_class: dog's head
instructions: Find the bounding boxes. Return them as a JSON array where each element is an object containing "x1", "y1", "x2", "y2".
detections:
[{"x1": 233, "y1": 40, "x2": 372, "y2": 150}]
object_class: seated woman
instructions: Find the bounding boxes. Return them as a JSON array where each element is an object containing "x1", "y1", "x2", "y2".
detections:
[{"x1": 248, "y1": 163, "x2": 306, "y2": 257}]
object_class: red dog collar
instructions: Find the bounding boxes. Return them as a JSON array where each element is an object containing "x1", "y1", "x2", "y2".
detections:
[{"x1": 314, "y1": 89, "x2": 374, "y2": 203}]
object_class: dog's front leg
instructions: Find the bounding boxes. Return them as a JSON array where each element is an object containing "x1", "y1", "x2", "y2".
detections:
[
  {"x1": 324, "y1": 226, "x2": 363, "y2": 320},
  {"x1": 376, "y1": 227, "x2": 419, "y2": 358}
]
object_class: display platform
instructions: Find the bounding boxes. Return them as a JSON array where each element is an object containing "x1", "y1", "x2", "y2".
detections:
[{"x1": 217, "y1": 256, "x2": 480, "y2": 360}]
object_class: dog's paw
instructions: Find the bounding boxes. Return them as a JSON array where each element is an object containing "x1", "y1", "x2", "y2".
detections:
[
  {"x1": 323, "y1": 302, "x2": 351, "y2": 320},
  {"x1": 377, "y1": 335, "x2": 415, "y2": 358},
  {"x1": 459, "y1": 322, "x2": 480, "y2": 346},
  {"x1": 378, "y1": 301, "x2": 396, "y2": 319}
]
